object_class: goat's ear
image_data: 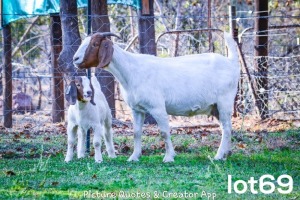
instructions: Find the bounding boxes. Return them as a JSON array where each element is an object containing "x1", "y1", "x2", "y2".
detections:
[
  {"x1": 90, "y1": 81, "x2": 96, "y2": 106},
  {"x1": 97, "y1": 39, "x2": 113, "y2": 69},
  {"x1": 65, "y1": 81, "x2": 77, "y2": 105}
]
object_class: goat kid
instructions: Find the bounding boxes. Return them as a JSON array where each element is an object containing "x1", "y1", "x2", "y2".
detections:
[
  {"x1": 73, "y1": 32, "x2": 240, "y2": 162},
  {"x1": 65, "y1": 76, "x2": 116, "y2": 163}
]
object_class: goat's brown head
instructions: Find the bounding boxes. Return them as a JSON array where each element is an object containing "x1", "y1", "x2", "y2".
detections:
[
  {"x1": 73, "y1": 32, "x2": 120, "y2": 69},
  {"x1": 65, "y1": 76, "x2": 95, "y2": 106}
]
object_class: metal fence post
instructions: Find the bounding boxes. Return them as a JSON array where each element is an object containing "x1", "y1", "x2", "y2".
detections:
[
  {"x1": 86, "y1": 0, "x2": 92, "y2": 154},
  {"x1": 228, "y1": 5, "x2": 239, "y2": 117},
  {"x1": 254, "y1": 0, "x2": 269, "y2": 119}
]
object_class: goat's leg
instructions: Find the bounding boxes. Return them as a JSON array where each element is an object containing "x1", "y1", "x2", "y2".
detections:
[
  {"x1": 93, "y1": 125, "x2": 103, "y2": 163},
  {"x1": 77, "y1": 128, "x2": 87, "y2": 159},
  {"x1": 150, "y1": 109, "x2": 176, "y2": 162},
  {"x1": 65, "y1": 124, "x2": 77, "y2": 162},
  {"x1": 103, "y1": 119, "x2": 116, "y2": 158},
  {"x1": 215, "y1": 109, "x2": 232, "y2": 160},
  {"x1": 128, "y1": 111, "x2": 145, "y2": 162}
]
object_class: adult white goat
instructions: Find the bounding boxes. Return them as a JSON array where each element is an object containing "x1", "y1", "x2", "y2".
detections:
[
  {"x1": 73, "y1": 32, "x2": 240, "y2": 162},
  {"x1": 65, "y1": 75, "x2": 116, "y2": 163}
]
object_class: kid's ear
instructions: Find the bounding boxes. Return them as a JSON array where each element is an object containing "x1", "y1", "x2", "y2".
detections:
[
  {"x1": 97, "y1": 39, "x2": 113, "y2": 69},
  {"x1": 65, "y1": 81, "x2": 77, "y2": 105}
]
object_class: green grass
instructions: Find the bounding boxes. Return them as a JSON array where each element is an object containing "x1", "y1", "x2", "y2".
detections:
[{"x1": 0, "y1": 129, "x2": 299, "y2": 199}]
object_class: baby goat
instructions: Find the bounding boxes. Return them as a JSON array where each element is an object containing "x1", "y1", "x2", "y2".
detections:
[
  {"x1": 65, "y1": 76, "x2": 116, "y2": 163},
  {"x1": 73, "y1": 32, "x2": 240, "y2": 162}
]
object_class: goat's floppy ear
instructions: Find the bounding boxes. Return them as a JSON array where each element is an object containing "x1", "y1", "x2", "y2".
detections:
[
  {"x1": 97, "y1": 39, "x2": 113, "y2": 69},
  {"x1": 65, "y1": 81, "x2": 77, "y2": 105},
  {"x1": 89, "y1": 81, "x2": 96, "y2": 105}
]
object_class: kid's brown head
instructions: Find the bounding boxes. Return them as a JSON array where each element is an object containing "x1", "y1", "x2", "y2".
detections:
[{"x1": 65, "y1": 76, "x2": 95, "y2": 105}]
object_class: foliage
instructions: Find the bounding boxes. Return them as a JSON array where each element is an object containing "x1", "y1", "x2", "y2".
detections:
[
  {"x1": 0, "y1": 128, "x2": 299, "y2": 199},
  {"x1": 0, "y1": 150, "x2": 299, "y2": 199}
]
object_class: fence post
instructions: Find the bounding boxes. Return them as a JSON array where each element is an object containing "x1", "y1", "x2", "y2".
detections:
[
  {"x1": 84, "y1": 0, "x2": 92, "y2": 155},
  {"x1": 50, "y1": 14, "x2": 65, "y2": 123},
  {"x1": 254, "y1": 0, "x2": 269, "y2": 119},
  {"x1": 138, "y1": 0, "x2": 157, "y2": 124},
  {"x1": 228, "y1": 5, "x2": 239, "y2": 117},
  {"x1": 208, "y1": 0, "x2": 212, "y2": 52},
  {"x1": 2, "y1": 24, "x2": 12, "y2": 128}
]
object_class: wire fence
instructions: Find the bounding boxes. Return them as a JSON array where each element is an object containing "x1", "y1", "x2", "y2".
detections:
[{"x1": 0, "y1": 2, "x2": 300, "y2": 132}]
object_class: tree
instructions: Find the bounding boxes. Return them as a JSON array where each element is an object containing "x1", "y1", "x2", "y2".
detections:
[{"x1": 58, "y1": 0, "x2": 85, "y2": 76}]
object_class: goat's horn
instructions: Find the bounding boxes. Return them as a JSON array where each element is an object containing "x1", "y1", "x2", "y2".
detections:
[{"x1": 100, "y1": 32, "x2": 121, "y2": 39}]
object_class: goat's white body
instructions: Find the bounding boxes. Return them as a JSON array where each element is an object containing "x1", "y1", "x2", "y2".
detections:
[
  {"x1": 65, "y1": 76, "x2": 116, "y2": 163},
  {"x1": 74, "y1": 32, "x2": 240, "y2": 162},
  {"x1": 111, "y1": 52, "x2": 238, "y2": 116}
]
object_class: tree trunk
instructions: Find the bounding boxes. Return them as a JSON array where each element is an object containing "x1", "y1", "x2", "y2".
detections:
[
  {"x1": 50, "y1": 14, "x2": 65, "y2": 123},
  {"x1": 58, "y1": 0, "x2": 85, "y2": 76},
  {"x1": 138, "y1": 0, "x2": 157, "y2": 124},
  {"x1": 91, "y1": 0, "x2": 116, "y2": 118},
  {"x1": 2, "y1": 25, "x2": 13, "y2": 128},
  {"x1": 254, "y1": 0, "x2": 269, "y2": 119}
]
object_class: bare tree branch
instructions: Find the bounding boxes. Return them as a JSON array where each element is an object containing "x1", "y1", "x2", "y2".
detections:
[{"x1": 12, "y1": 16, "x2": 40, "y2": 57}]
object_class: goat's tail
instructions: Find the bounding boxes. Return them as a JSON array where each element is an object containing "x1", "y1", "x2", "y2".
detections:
[{"x1": 223, "y1": 32, "x2": 239, "y2": 64}]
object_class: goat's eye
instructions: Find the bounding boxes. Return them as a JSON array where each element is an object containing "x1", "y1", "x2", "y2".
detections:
[
  {"x1": 93, "y1": 42, "x2": 99, "y2": 47},
  {"x1": 76, "y1": 84, "x2": 81, "y2": 87}
]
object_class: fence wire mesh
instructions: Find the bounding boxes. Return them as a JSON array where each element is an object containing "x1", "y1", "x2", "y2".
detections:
[{"x1": 0, "y1": 1, "x2": 299, "y2": 133}]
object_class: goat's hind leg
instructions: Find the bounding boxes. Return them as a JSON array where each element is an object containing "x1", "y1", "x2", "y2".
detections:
[
  {"x1": 65, "y1": 124, "x2": 77, "y2": 162},
  {"x1": 150, "y1": 109, "x2": 176, "y2": 163},
  {"x1": 128, "y1": 111, "x2": 145, "y2": 162},
  {"x1": 214, "y1": 104, "x2": 233, "y2": 160}
]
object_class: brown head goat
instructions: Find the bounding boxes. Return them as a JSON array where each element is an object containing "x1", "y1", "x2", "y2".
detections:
[{"x1": 73, "y1": 32, "x2": 240, "y2": 162}]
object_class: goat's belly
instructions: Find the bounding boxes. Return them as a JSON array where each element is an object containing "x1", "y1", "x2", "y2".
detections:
[{"x1": 166, "y1": 104, "x2": 212, "y2": 117}]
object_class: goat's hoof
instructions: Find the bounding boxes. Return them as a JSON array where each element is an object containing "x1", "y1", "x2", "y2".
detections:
[
  {"x1": 65, "y1": 158, "x2": 72, "y2": 163},
  {"x1": 214, "y1": 151, "x2": 231, "y2": 160},
  {"x1": 163, "y1": 156, "x2": 175, "y2": 163},
  {"x1": 95, "y1": 159, "x2": 103, "y2": 163},
  {"x1": 108, "y1": 154, "x2": 117, "y2": 158},
  {"x1": 214, "y1": 155, "x2": 226, "y2": 161},
  {"x1": 77, "y1": 153, "x2": 86, "y2": 159},
  {"x1": 127, "y1": 156, "x2": 139, "y2": 162}
]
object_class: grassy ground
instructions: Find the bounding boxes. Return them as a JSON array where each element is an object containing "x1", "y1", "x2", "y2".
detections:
[{"x1": 0, "y1": 127, "x2": 299, "y2": 199}]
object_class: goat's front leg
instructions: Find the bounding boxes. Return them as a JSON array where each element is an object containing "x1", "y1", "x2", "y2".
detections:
[
  {"x1": 103, "y1": 119, "x2": 117, "y2": 158},
  {"x1": 215, "y1": 110, "x2": 232, "y2": 160},
  {"x1": 94, "y1": 125, "x2": 103, "y2": 163},
  {"x1": 65, "y1": 124, "x2": 77, "y2": 162},
  {"x1": 150, "y1": 109, "x2": 176, "y2": 162},
  {"x1": 128, "y1": 111, "x2": 145, "y2": 162},
  {"x1": 77, "y1": 127, "x2": 87, "y2": 159}
]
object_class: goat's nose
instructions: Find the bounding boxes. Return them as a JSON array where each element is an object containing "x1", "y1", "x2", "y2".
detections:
[{"x1": 86, "y1": 91, "x2": 92, "y2": 97}]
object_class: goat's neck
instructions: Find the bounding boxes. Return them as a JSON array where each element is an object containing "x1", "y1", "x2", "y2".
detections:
[
  {"x1": 76, "y1": 100, "x2": 88, "y2": 110},
  {"x1": 106, "y1": 45, "x2": 136, "y2": 90}
]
